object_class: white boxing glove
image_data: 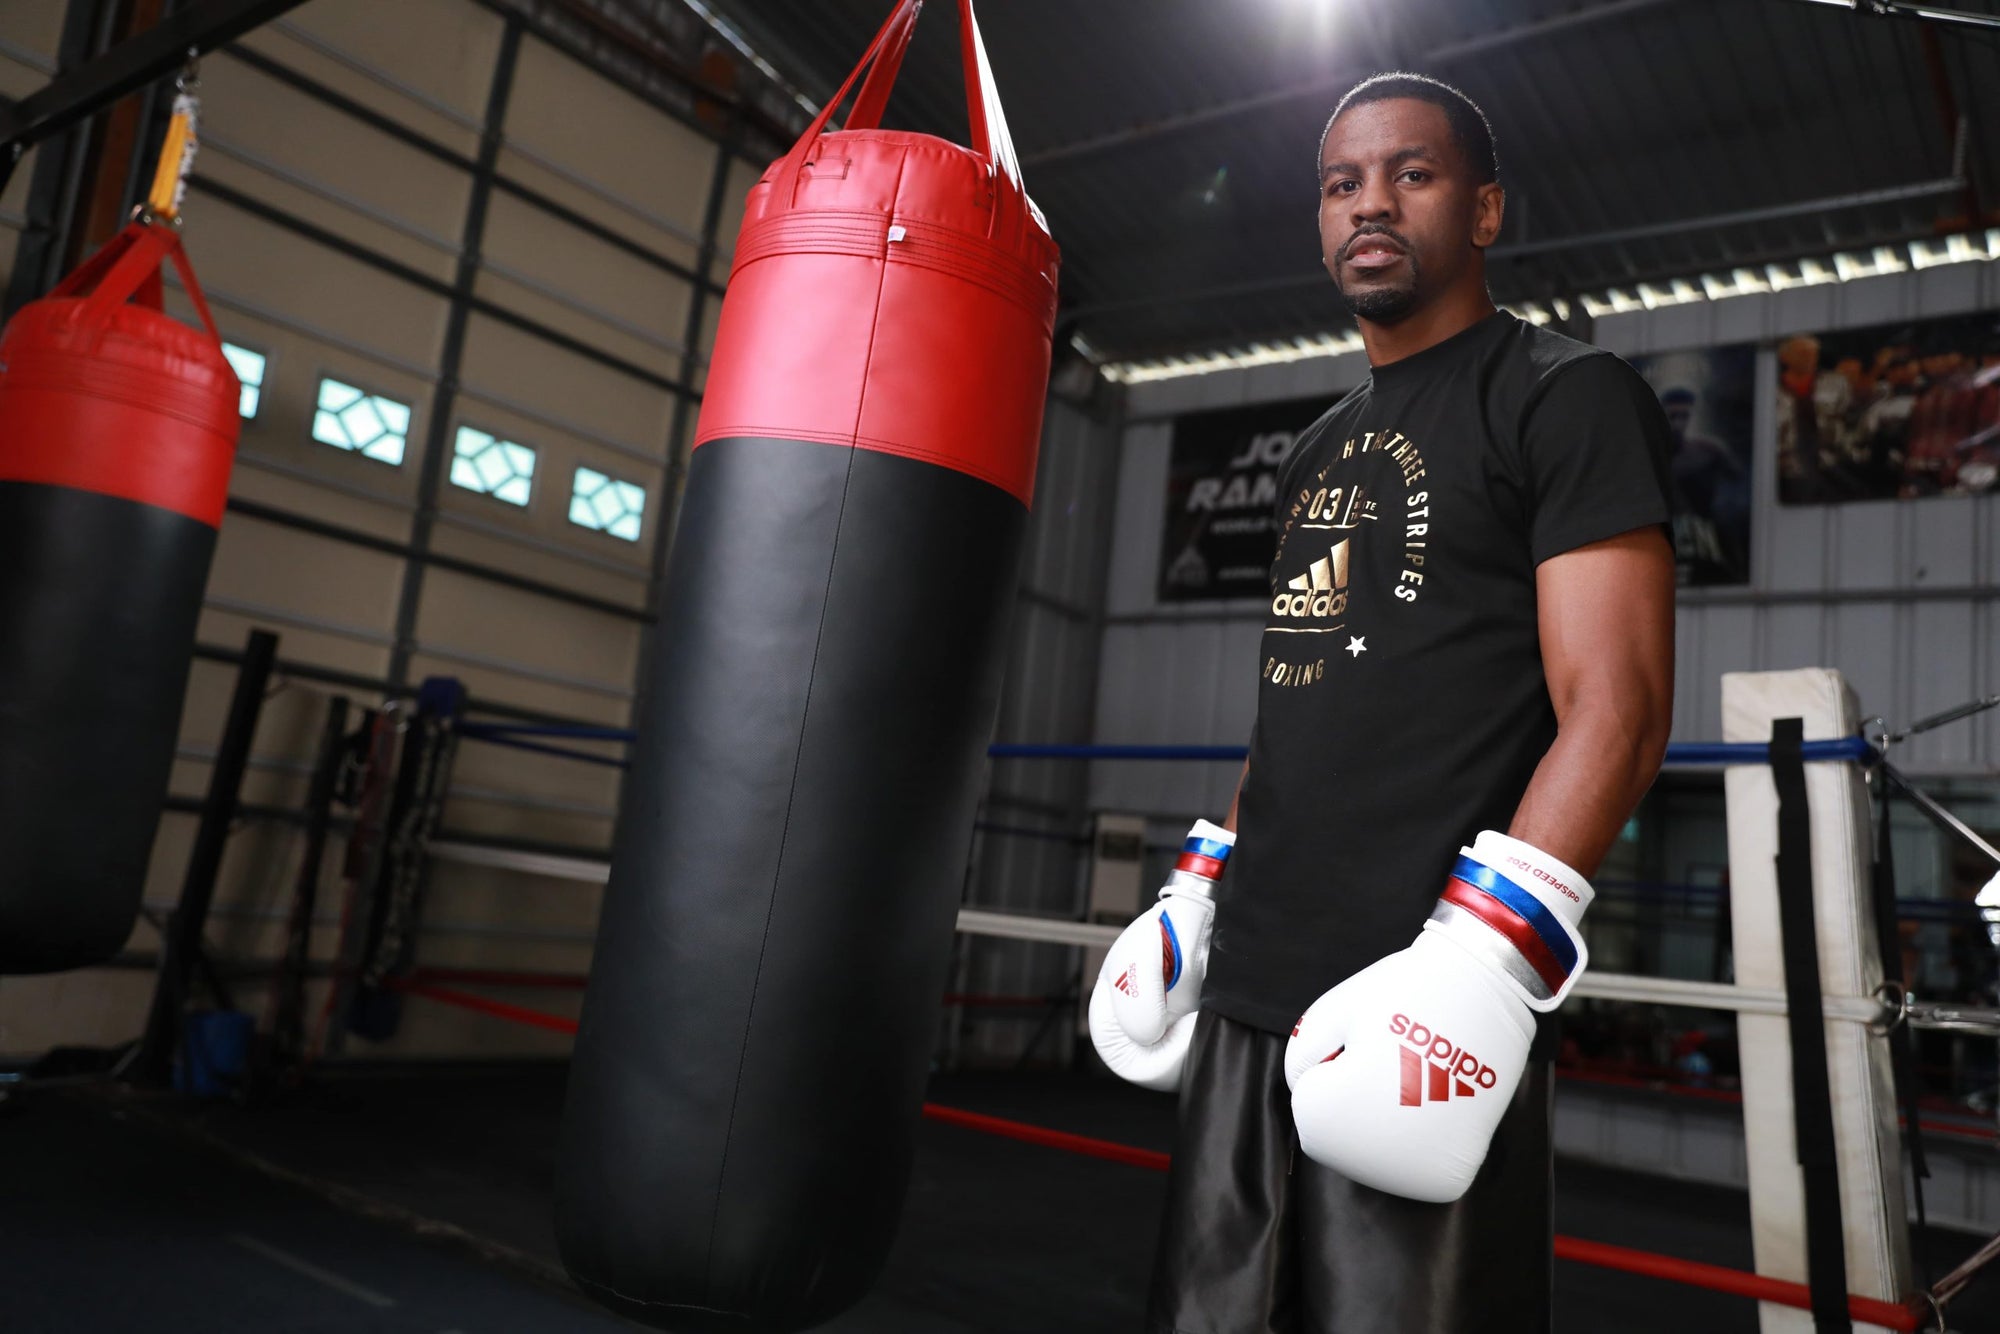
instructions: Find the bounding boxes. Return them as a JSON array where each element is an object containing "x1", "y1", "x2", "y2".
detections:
[
  {"x1": 1284, "y1": 831, "x2": 1592, "y2": 1202},
  {"x1": 1088, "y1": 819, "x2": 1235, "y2": 1091}
]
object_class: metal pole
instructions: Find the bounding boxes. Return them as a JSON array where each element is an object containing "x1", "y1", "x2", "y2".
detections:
[
  {"x1": 1783, "y1": 0, "x2": 2000, "y2": 33},
  {"x1": 387, "y1": 20, "x2": 522, "y2": 687},
  {"x1": 126, "y1": 627, "x2": 280, "y2": 1086},
  {"x1": 1, "y1": 0, "x2": 107, "y2": 312},
  {"x1": 0, "y1": 0, "x2": 313, "y2": 162},
  {"x1": 1882, "y1": 761, "x2": 2000, "y2": 867},
  {"x1": 267, "y1": 693, "x2": 349, "y2": 1076}
]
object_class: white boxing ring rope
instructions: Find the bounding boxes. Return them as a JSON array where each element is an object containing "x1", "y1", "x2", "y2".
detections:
[{"x1": 420, "y1": 840, "x2": 1997, "y2": 1037}]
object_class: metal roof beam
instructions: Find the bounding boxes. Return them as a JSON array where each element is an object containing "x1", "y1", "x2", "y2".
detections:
[
  {"x1": 1498, "y1": 174, "x2": 1963, "y2": 257},
  {"x1": 1020, "y1": 0, "x2": 1690, "y2": 170},
  {"x1": 0, "y1": 0, "x2": 313, "y2": 161},
  {"x1": 1786, "y1": 0, "x2": 2000, "y2": 32}
]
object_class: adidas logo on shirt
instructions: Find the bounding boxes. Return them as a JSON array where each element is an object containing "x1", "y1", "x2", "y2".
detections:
[
  {"x1": 1271, "y1": 540, "x2": 1351, "y2": 619},
  {"x1": 1391, "y1": 1013, "x2": 1497, "y2": 1106}
]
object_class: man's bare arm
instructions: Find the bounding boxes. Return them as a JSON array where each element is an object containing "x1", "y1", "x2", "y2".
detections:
[
  {"x1": 1225, "y1": 759, "x2": 1248, "y2": 833},
  {"x1": 1509, "y1": 527, "x2": 1675, "y2": 876}
]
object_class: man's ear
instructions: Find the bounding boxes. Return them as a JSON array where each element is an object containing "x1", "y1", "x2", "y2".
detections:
[{"x1": 1472, "y1": 183, "x2": 1505, "y2": 249}]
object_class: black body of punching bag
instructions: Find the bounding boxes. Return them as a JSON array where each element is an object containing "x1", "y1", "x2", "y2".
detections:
[
  {"x1": 0, "y1": 222, "x2": 239, "y2": 973},
  {"x1": 556, "y1": 2, "x2": 1059, "y2": 1328}
]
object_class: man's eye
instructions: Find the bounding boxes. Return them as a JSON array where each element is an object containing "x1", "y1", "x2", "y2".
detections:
[
  {"x1": 1326, "y1": 180, "x2": 1357, "y2": 196},
  {"x1": 1400, "y1": 169, "x2": 1429, "y2": 184}
]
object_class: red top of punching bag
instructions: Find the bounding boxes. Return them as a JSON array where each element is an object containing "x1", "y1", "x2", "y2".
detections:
[
  {"x1": 0, "y1": 220, "x2": 240, "y2": 528},
  {"x1": 694, "y1": 0, "x2": 1060, "y2": 507}
]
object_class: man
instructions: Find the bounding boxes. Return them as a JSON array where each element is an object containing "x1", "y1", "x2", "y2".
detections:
[
  {"x1": 1661, "y1": 385, "x2": 1748, "y2": 579},
  {"x1": 1089, "y1": 73, "x2": 1674, "y2": 1332}
]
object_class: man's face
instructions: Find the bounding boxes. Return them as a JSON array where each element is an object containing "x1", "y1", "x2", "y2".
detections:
[{"x1": 1318, "y1": 98, "x2": 1502, "y2": 326}]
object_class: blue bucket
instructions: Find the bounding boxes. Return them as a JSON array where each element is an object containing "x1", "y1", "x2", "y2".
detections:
[{"x1": 174, "y1": 1008, "x2": 253, "y2": 1097}]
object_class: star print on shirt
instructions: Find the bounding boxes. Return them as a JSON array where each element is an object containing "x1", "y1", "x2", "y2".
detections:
[{"x1": 1345, "y1": 636, "x2": 1367, "y2": 658}]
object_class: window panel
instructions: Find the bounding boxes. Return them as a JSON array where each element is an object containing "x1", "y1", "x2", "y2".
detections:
[
  {"x1": 312, "y1": 377, "x2": 410, "y2": 465},
  {"x1": 450, "y1": 425, "x2": 537, "y2": 506},
  {"x1": 221, "y1": 342, "x2": 267, "y2": 419},
  {"x1": 568, "y1": 466, "x2": 645, "y2": 542}
]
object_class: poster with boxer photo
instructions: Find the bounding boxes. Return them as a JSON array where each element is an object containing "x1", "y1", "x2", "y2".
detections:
[
  {"x1": 1628, "y1": 345, "x2": 1756, "y2": 587},
  {"x1": 1159, "y1": 395, "x2": 1339, "y2": 602},
  {"x1": 1777, "y1": 309, "x2": 2000, "y2": 505}
]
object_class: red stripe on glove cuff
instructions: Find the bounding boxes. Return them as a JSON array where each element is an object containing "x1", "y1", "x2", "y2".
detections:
[
  {"x1": 1441, "y1": 876, "x2": 1571, "y2": 996},
  {"x1": 1174, "y1": 852, "x2": 1226, "y2": 878}
]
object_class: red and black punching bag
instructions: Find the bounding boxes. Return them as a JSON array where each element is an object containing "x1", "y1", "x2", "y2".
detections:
[
  {"x1": 0, "y1": 221, "x2": 239, "y2": 973},
  {"x1": 555, "y1": 2, "x2": 1057, "y2": 1329}
]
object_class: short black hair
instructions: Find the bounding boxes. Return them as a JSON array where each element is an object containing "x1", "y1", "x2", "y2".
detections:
[{"x1": 1318, "y1": 72, "x2": 1499, "y2": 186}]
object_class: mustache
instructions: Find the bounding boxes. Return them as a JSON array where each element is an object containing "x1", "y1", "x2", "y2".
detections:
[{"x1": 1340, "y1": 225, "x2": 1412, "y2": 261}]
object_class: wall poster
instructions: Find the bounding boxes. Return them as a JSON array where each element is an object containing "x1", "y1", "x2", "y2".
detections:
[
  {"x1": 1776, "y1": 310, "x2": 2000, "y2": 504},
  {"x1": 1158, "y1": 396, "x2": 1335, "y2": 602},
  {"x1": 1630, "y1": 345, "x2": 1756, "y2": 586}
]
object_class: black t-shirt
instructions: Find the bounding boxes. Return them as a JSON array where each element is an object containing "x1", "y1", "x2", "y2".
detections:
[{"x1": 1203, "y1": 311, "x2": 1673, "y2": 1037}]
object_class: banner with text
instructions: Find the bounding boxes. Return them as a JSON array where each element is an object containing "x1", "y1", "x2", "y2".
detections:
[{"x1": 1159, "y1": 396, "x2": 1337, "y2": 602}]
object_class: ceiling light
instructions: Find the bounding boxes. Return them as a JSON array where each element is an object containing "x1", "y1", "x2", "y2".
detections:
[{"x1": 1098, "y1": 236, "x2": 1999, "y2": 384}]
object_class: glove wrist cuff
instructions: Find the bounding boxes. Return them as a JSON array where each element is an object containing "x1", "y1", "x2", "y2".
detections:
[
  {"x1": 1171, "y1": 819, "x2": 1235, "y2": 882},
  {"x1": 1424, "y1": 831, "x2": 1591, "y2": 1013},
  {"x1": 1470, "y1": 831, "x2": 1592, "y2": 927}
]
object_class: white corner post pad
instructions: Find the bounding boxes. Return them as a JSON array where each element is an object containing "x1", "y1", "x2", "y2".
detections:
[{"x1": 1723, "y1": 668, "x2": 1912, "y2": 1333}]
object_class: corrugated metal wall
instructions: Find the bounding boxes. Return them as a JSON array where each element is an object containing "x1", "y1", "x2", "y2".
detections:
[
  {"x1": 1595, "y1": 263, "x2": 2000, "y2": 778},
  {"x1": 947, "y1": 391, "x2": 1123, "y2": 1067},
  {"x1": 1095, "y1": 258, "x2": 2000, "y2": 812}
]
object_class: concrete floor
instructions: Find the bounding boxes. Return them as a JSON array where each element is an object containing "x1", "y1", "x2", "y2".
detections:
[{"x1": 1, "y1": 1064, "x2": 1992, "y2": 1333}]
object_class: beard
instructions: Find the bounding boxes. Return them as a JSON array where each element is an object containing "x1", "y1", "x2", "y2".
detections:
[{"x1": 1335, "y1": 256, "x2": 1422, "y2": 324}]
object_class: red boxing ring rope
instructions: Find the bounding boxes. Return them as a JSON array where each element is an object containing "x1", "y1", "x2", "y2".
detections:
[{"x1": 386, "y1": 980, "x2": 1932, "y2": 1329}]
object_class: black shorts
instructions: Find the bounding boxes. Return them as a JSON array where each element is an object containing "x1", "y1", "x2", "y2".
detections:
[{"x1": 1145, "y1": 1012, "x2": 1553, "y2": 1334}]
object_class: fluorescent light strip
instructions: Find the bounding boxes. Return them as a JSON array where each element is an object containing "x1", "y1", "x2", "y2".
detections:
[{"x1": 1102, "y1": 230, "x2": 2000, "y2": 384}]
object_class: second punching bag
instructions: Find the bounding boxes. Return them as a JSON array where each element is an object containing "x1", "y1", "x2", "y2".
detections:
[
  {"x1": 556, "y1": 2, "x2": 1058, "y2": 1330},
  {"x1": 0, "y1": 221, "x2": 239, "y2": 973}
]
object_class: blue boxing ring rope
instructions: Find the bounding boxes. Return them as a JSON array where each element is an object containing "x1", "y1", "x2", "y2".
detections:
[{"x1": 452, "y1": 713, "x2": 1880, "y2": 772}]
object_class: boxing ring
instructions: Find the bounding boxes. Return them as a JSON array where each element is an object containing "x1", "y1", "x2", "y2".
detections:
[{"x1": 289, "y1": 665, "x2": 2000, "y2": 1333}]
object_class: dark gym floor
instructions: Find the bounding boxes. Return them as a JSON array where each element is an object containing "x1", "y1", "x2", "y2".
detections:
[{"x1": 2, "y1": 1064, "x2": 1994, "y2": 1333}]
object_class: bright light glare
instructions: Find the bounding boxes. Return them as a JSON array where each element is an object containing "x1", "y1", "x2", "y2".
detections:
[{"x1": 1100, "y1": 229, "x2": 2000, "y2": 384}]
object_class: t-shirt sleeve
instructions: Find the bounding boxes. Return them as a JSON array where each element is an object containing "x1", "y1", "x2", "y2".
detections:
[
  {"x1": 1521, "y1": 353, "x2": 1675, "y2": 565},
  {"x1": 1270, "y1": 400, "x2": 1348, "y2": 525}
]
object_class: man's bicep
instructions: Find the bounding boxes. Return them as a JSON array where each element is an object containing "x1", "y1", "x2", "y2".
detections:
[{"x1": 1534, "y1": 526, "x2": 1675, "y2": 721}]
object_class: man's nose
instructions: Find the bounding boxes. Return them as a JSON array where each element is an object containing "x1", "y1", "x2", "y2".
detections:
[{"x1": 1349, "y1": 171, "x2": 1397, "y2": 224}]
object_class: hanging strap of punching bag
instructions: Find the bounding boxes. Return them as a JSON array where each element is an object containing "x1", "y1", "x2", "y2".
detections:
[
  {"x1": 957, "y1": 0, "x2": 1020, "y2": 190},
  {"x1": 53, "y1": 220, "x2": 224, "y2": 344},
  {"x1": 776, "y1": 0, "x2": 919, "y2": 201},
  {"x1": 145, "y1": 81, "x2": 202, "y2": 224},
  {"x1": 773, "y1": 0, "x2": 1025, "y2": 227},
  {"x1": 845, "y1": 0, "x2": 918, "y2": 132},
  {"x1": 42, "y1": 70, "x2": 222, "y2": 346}
]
